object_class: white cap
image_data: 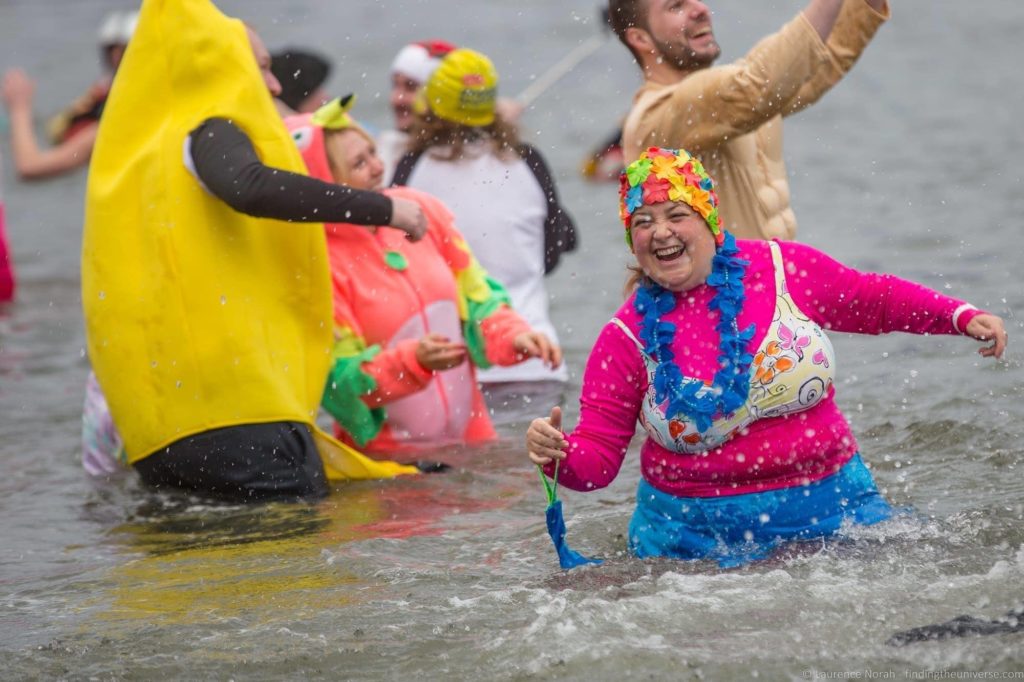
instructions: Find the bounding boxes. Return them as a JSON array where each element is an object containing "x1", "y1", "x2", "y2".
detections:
[
  {"x1": 97, "y1": 10, "x2": 139, "y2": 47},
  {"x1": 389, "y1": 41, "x2": 455, "y2": 85}
]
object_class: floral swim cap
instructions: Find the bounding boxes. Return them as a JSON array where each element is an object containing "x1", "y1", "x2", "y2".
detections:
[{"x1": 618, "y1": 147, "x2": 722, "y2": 249}]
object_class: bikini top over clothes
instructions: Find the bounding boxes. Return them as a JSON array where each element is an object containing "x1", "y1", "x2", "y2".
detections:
[
  {"x1": 547, "y1": 238, "x2": 983, "y2": 498},
  {"x1": 612, "y1": 241, "x2": 836, "y2": 454}
]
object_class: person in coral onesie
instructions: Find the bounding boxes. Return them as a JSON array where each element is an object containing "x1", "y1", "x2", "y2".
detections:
[{"x1": 286, "y1": 97, "x2": 562, "y2": 453}]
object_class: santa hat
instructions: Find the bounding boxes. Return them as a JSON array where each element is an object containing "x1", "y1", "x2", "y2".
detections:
[{"x1": 390, "y1": 40, "x2": 456, "y2": 85}]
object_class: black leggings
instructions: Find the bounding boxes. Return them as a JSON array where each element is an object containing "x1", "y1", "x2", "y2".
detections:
[{"x1": 134, "y1": 422, "x2": 329, "y2": 502}]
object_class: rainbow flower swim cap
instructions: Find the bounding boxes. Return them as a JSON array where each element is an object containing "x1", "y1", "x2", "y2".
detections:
[{"x1": 618, "y1": 147, "x2": 722, "y2": 249}]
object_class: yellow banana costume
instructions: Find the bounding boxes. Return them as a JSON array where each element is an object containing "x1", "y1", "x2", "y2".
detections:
[{"x1": 81, "y1": 0, "x2": 417, "y2": 481}]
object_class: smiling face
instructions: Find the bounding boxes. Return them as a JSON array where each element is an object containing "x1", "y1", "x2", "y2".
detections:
[
  {"x1": 325, "y1": 129, "x2": 385, "y2": 191},
  {"x1": 390, "y1": 72, "x2": 422, "y2": 132},
  {"x1": 629, "y1": 199, "x2": 716, "y2": 292},
  {"x1": 641, "y1": 0, "x2": 720, "y2": 71}
]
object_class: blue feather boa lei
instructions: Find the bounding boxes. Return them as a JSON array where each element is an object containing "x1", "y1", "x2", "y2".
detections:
[{"x1": 634, "y1": 232, "x2": 756, "y2": 433}]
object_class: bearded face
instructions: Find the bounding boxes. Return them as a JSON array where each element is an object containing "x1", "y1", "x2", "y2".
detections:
[
  {"x1": 650, "y1": 32, "x2": 719, "y2": 70},
  {"x1": 643, "y1": 0, "x2": 721, "y2": 71}
]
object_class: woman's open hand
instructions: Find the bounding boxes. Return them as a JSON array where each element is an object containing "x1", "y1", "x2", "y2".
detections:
[
  {"x1": 527, "y1": 406, "x2": 568, "y2": 466},
  {"x1": 415, "y1": 333, "x2": 467, "y2": 371},
  {"x1": 965, "y1": 314, "x2": 1008, "y2": 359},
  {"x1": 513, "y1": 331, "x2": 562, "y2": 368}
]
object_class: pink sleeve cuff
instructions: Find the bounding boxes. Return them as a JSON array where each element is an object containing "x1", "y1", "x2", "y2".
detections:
[
  {"x1": 397, "y1": 338, "x2": 435, "y2": 384},
  {"x1": 363, "y1": 338, "x2": 433, "y2": 406},
  {"x1": 952, "y1": 304, "x2": 984, "y2": 334},
  {"x1": 481, "y1": 306, "x2": 533, "y2": 366}
]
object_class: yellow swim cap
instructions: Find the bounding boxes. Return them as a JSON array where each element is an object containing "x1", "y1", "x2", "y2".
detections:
[{"x1": 417, "y1": 48, "x2": 498, "y2": 127}]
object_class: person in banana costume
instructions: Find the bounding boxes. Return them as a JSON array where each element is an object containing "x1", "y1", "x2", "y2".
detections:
[{"x1": 82, "y1": 0, "x2": 433, "y2": 501}]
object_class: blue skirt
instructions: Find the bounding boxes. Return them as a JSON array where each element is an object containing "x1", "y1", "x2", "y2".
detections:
[{"x1": 628, "y1": 454, "x2": 893, "y2": 567}]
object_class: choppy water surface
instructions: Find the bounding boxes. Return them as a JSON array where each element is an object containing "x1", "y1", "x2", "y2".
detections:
[{"x1": 2, "y1": 1, "x2": 1023, "y2": 678}]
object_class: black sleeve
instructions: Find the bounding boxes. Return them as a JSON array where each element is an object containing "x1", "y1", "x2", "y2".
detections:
[
  {"x1": 519, "y1": 144, "x2": 578, "y2": 274},
  {"x1": 188, "y1": 118, "x2": 393, "y2": 226}
]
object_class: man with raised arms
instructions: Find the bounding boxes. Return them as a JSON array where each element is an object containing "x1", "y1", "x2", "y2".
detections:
[{"x1": 612, "y1": 0, "x2": 888, "y2": 240}]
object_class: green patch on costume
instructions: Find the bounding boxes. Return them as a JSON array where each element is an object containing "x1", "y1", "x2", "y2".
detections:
[
  {"x1": 459, "y1": 272, "x2": 513, "y2": 370},
  {"x1": 384, "y1": 250, "x2": 409, "y2": 271},
  {"x1": 322, "y1": 345, "x2": 386, "y2": 447}
]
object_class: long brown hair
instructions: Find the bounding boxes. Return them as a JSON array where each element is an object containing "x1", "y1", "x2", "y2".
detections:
[
  {"x1": 624, "y1": 264, "x2": 651, "y2": 298},
  {"x1": 406, "y1": 110, "x2": 523, "y2": 161}
]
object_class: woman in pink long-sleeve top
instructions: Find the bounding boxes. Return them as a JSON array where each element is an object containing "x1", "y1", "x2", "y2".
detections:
[{"x1": 527, "y1": 147, "x2": 1008, "y2": 567}]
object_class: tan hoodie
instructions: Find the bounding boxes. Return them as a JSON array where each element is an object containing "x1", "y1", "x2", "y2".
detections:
[{"x1": 622, "y1": 0, "x2": 889, "y2": 240}]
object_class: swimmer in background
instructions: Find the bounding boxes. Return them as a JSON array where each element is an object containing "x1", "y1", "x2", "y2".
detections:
[
  {"x1": 1, "y1": 10, "x2": 137, "y2": 180},
  {"x1": 580, "y1": 124, "x2": 625, "y2": 183},
  {"x1": 0, "y1": 145, "x2": 14, "y2": 303}
]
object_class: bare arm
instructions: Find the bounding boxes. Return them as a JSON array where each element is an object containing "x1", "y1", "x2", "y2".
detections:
[
  {"x1": 802, "y1": 0, "x2": 844, "y2": 41},
  {"x1": 2, "y1": 69, "x2": 96, "y2": 180}
]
